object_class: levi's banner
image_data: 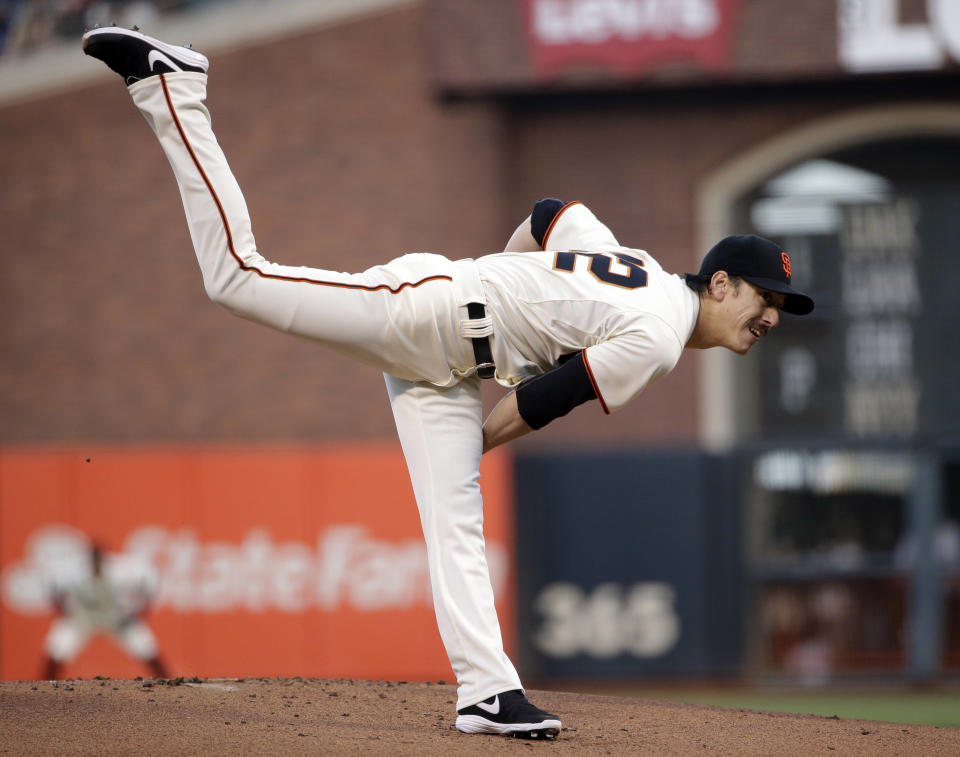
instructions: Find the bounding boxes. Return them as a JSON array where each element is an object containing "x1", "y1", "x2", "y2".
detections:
[
  {"x1": 525, "y1": 0, "x2": 740, "y2": 78},
  {"x1": 0, "y1": 445, "x2": 515, "y2": 681}
]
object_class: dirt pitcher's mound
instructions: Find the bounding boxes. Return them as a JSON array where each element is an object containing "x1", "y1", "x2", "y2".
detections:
[{"x1": 1, "y1": 677, "x2": 956, "y2": 756}]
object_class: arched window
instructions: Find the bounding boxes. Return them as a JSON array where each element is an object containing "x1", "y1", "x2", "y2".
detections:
[{"x1": 734, "y1": 136, "x2": 960, "y2": 442}]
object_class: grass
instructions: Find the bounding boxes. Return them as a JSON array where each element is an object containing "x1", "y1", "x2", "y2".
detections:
[
  {"x1": 633, "y1": 688, "x2": 960, "y2": 728},
  {"x1": 546, "y1": 682, "x2": 960, "y2": 728}
]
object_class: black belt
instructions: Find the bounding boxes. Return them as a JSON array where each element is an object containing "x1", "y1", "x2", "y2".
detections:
[{"x1": 467, "y1": 302, "x2": 496, "y2": 379}]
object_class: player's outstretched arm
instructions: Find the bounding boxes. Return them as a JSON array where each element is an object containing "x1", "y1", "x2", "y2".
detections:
[
  {"x1": 482, "y1": 392, "x2": 533, "y2": 453},
  {"x1": 502, "y1": 214, "x2": 538, "y2": 252}
]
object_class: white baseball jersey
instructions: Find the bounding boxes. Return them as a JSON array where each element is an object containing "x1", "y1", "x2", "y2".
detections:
[{"x1": 478, "y1": 202, "x2": 700, "y2": 412}]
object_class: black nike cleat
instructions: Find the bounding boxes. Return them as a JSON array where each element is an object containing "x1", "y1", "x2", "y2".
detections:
[
  {"x1": 82, "y1": 26, "x2": 208, "y2": 85},
  {"x1": 455, "y1": 689, "x2": 561, "y2": 739}
]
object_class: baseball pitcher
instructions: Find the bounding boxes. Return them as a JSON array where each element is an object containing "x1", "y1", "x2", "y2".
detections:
[{"x1": 81, "y1": 27, "x2": 813, "y2": 739}]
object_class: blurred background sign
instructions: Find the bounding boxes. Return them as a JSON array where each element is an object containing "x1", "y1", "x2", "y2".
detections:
[
  {"x1": 524, "y1": 0, "x2": 741, "y2": 78},
  {"x1": 0, "y1": 446, "x2": 515, "y2": 681},
  {"x1": 514, "y1": 451, "x2": 743, "y2": 678},
  {"x1": 740, "y1": 139, "x2": 960, "y2": 443}
]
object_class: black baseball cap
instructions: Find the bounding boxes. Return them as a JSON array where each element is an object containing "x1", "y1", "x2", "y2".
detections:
[{"x1": 689, "y1": 234, "x2": 814, "y2": 315}]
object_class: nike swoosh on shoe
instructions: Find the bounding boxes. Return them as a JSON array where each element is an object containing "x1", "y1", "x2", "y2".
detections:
[
  {"x1": 148, "y1": 49, "x2": 183, "y2": 74},
  {"x1": 475, "y1": 695, "x2": 500, "y2": 715}
]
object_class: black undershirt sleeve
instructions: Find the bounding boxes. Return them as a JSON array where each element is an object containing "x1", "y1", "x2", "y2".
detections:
[
  {"x1": 515, "y1": 351, "x2": 598, "y2": 430},
  {"x1": 530, "y1": 197, "x2": 566, "y2": 248}
]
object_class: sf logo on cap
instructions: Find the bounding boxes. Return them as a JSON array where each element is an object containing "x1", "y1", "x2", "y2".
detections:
[{"x1": 780, "y1": 251, "x2": 792, "y2": 279}]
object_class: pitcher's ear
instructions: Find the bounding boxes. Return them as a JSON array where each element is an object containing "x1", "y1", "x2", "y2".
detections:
[{"x1": 708, "y1": 270, "x2": 729, "y2": 301}]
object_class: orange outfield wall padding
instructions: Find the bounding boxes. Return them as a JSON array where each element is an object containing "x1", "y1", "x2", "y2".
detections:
[{"x1": 0, "y1": 444, "x2": 515, "y2": 682}]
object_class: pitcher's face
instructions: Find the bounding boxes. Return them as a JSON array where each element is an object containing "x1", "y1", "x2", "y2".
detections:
[{"x1": 719, "y1": 279, "x2": 783, "y2": 354}]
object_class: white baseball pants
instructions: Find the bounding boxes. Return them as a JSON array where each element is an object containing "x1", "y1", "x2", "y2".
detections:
[
  {"x1": 128, "y1": 72, "x2": 522, "y2": 708},
  {"x1": 45, "y1": 617, "x2": 159, "y2": 662}
]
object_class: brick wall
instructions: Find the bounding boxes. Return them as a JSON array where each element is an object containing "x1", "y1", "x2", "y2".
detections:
[
  {"x1": 1, "y1": 6, "x2": 506, "y2": 444},
  {"x1": 3, "y1": 2, "x2": 956, "y2": 449}
]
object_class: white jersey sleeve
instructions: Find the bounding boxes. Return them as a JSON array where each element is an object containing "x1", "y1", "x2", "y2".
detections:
[
  {"x1": 581, "y1": 315, "x2": 685, "y2": 413},
  {"x1": 541, "y1": 201, "x2": 620, "y2": 252}
]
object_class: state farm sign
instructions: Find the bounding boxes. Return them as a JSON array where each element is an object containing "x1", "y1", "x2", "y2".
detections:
[
  {"x1": 526, "y1": 0, "x2": 740, "y2": 77},
  {"x1": 0, "y1": 445, "x2": 516, "y2": 681},
  {"x1": 2, "y1": 523, "x2": 508, "y2": 615}
]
